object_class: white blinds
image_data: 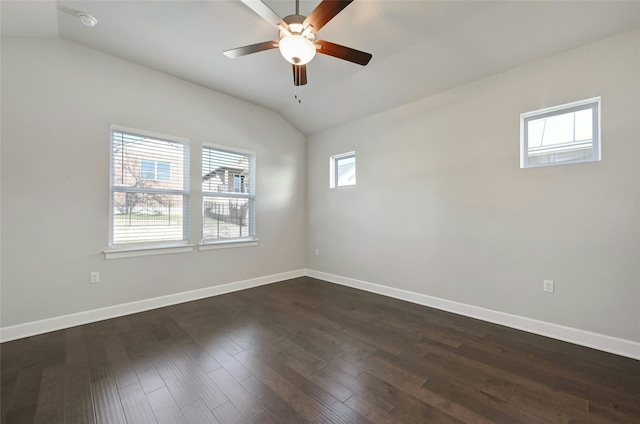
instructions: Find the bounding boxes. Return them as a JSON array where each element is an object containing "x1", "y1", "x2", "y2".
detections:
[
  {"x1": 110, "y1": 127, "x2": 190, "y2": 246},
  {"x1": 202, "y1": 145, "x2": 256, "y2": 242}
]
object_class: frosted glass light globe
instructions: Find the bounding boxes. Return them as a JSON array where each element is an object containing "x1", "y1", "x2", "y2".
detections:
[{"x1": 279, "y1": 35, "x2": 316, "y2": 65}]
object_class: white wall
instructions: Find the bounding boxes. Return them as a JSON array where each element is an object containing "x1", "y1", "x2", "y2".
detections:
[
  {"x1": 1, "y1": 38, "x2": 306, "y2": 328},
  {"x1": 307, "y1": 29, "x2": 640, "y2": 343},
  {"x1": 2, "y1": 29, "x2": 639, "y2": 352}
]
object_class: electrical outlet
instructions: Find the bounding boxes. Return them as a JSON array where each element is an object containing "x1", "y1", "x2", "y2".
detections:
[
  {"x1": 543, "y1": 279, "x2": 554, "y2": 293},
  {"x1": 90, "y1": 272, "x2": 100, "y2": 284}
]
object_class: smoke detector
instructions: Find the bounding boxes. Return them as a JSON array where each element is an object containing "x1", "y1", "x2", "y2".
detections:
[{"x1": 77, "y1": 12, "x2": 97, "y2": 27}]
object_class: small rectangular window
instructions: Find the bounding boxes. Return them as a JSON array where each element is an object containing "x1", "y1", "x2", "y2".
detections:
[
  {"x1": 202, "y1": 145, "x2": 256, "y2": 243},
  {"x1": 140, "y1": 160, "x2": 156, "y2": 180},
  {"x1": 156, "y1": 161, "x2": 171, "y2": 181},
  {"x1": 110, "y1": 126, "x2": 190, "y2": 247},
  {"x1": 330, "y1": 152, "x2": 356, "y2": 188},
  {"x1": 520, "y1": 97, "x2": 600, "y2": 168},
  {"x1": 140, "y1": 160, "x2": 171, "y2": 181}
]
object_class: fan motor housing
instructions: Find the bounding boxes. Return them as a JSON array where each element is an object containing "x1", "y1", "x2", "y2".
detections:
[{"x1": 280, "y1": 14, "x2": 315, "y2": 41}]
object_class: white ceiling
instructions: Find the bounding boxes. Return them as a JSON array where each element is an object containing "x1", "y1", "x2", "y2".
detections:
[{"x1": 2, "y1": 1, "x2": 639, "y2": 135}]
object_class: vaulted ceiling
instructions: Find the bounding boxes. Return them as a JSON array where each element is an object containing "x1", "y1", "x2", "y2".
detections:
[{"x1": 2, "y1": 1, "x2": 639, "y2": 135}]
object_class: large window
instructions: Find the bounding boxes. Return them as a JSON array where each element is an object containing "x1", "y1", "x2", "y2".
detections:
[
  {"x1": 520, "y1": 98, "x2": 600, "y2": 168},
  {"x1": 202, "y1": 144, "x2": 255, "y2": 243},
  {"x1": 330, "y1": 152, "x2": 356, "y2": 188},
  {"x1": 110, "y1": 126, "x2": 190, "y2": 247}
]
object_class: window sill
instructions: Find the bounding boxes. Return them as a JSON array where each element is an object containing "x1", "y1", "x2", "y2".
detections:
[
  {"x1": 198, "y1": 238, "x2": 259, "y2": 251},
  {"x1": 104, "y1": 243, "x2": 194, "y2": 260}
]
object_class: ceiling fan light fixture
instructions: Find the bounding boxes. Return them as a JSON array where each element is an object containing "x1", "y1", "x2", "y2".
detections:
[
  {"x1": 277, "y1": 23, "x2": 291, "y2": 36},
  {"x1": 224, "y1": 0, "x2": 372, "y2": 87},
  {"x1": 278, "y1": 34, "x2": 316, "y2": 65},
  {"x1": 288, "y1": 23, "x2": 304, "y2": 33}
]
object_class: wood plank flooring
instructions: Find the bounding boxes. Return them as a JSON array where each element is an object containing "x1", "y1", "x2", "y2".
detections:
[{"x1": 2, "y1": 276, "x2": 639, "y2": 423}]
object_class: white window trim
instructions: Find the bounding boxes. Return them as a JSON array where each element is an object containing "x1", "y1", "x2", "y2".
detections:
[
  {"x1": 104, "y1": 243, "x2": 194, "y2": 260},
  {"x1": 200, "y1": 142, "x2": 257, "y2": 247},
  {"x1": 330, "y1": 151, "x2": 356, "y2": 188},
  {"x1": 107, "y1": 125, "x2": 191, "y2": 254},
  {"x1": 520, "y1": 97, "x2": 601, "y2": 168},
  {"x1": 198, "y1": 238, "x2": 259, "y2": 251}
]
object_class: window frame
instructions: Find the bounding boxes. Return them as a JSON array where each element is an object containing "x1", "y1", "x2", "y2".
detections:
[
  {"x1": 200, "y1": 143, "x2": 257, "y2": 248},
  {"x1": 520, "y1": 97, "x2": 601, "y2": 168},
  {"x1": 107, "y1": 125, "x2": 191, "y2": 255},
  {"x1": 330, "y1": 151, "x2": 356, "y2": 188}
]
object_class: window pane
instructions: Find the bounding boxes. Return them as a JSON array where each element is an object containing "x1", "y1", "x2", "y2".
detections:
[
  {"x1": 156, "y1": 161, "x2": 171, "y2": 181},
  {"x1": 538, "y1": 112, "x2": 575, "y2": 146},
  {"x1": 202, "y1": 148, "x2": 249, "y2": 194},
  {"x1": 112, "y1": 192, "x2": 186, "y2": 244},
  {"x1": 336, "y1": 155, "x2": 356, "y2": 186},
  {"x1": 527, "y1": 148, "x2": 593, "y2": 166},
  {"x1": 233, "y1": 175, "x2": 245, "y2": 193},
  {"x1": 202, "y1": 145, "x2": 256, "y2": 243},
  {"x1": 112, "y1": 132, "x2": 185, "y2": 191},
  {"x1": 521, "y1": 98, "x2": 599, "y2": 168},
  {"x1": 140, "y1": 160, "x2": 156, "y2": 180},
  {"x1": 527, "y1": 110, "x2": 594, "y2": 157},
  {"x1": 202, "y1": 196, "x2": 252, "y2": 241},
  {"x1": 574, "y1": 109, "x2": 593, "y2": 141},
  {"x1": 110, "y1": 128, "x2": 189, "y2": 247},
  {"x1": 527, "y1": 120, "x2": 545, "y2": 148}
]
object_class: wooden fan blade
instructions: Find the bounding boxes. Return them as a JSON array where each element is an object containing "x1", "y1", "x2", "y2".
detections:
[
  {"x1": 240, "y1": 0, "x2": 287, "y2": 29},
  {"x1": 303, "y1": 0, "x2": 352, "y2": 33},
  {"x1": 223, "y1": 41, "x2": 278, "y2": 58},
  {"x1": 315, "y1": 40, "x2": 372, "y2": 65},
  {"x1": 293, "y1": 64, "x2": 307, "y2": 86}
]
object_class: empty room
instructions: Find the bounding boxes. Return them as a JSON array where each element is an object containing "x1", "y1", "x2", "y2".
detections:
[{"x1": 1, "y1": 1, "x2": 639, "y2": 423}]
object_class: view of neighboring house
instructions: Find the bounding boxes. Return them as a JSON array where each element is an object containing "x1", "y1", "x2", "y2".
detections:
[
  {"x1": 202, "y1": 163, "x2": 252, "y2": 241},
  {"x1": 111, "y1": 131, "x2": 187, "y2": 245}
]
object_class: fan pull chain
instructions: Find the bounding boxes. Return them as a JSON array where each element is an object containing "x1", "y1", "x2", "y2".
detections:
[{"x1": 294, "y1": 86, "x2": 302, "y2": 104}]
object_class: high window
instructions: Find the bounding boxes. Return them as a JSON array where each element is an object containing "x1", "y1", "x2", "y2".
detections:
[
  {"x1": 520, "y1": 98, "x2": 600, "y2": 168},
  {"x1": 330, "y1": 152, "x2": 356, "y2": 188},
  {"x1": 110, "y1": 126, "x2": 190, "y2": 247},
  {"x1": 202, "y1": 144, "x2": 256, "y2": 243}
]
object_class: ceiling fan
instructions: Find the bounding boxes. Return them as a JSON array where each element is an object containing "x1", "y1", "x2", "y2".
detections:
[{"x1": 223, "y1": 0, "x2": 372, "y2": 87}]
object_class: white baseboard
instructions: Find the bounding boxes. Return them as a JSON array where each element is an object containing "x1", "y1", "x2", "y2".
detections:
[
  {"x1": 3, "y1": 268, "x2": 638, "y2": 361},
  {"x1": 307, "y1": 269, "x2": 640, "y2": 361},
  {"x1": 0, "y1": 269, "x2": 306, "y2": 343}
]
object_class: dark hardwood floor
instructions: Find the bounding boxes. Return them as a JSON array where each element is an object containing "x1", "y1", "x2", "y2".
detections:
[{"x1": 2, "y1": 276, "x2": 639, "y2": 423}]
